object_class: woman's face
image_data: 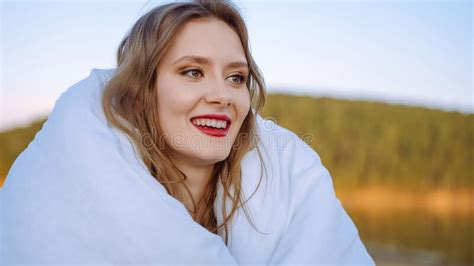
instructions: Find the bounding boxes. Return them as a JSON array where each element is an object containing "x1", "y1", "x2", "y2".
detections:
[{"x1": 156, "y1": 18, "x2": 251, "y2": 167}]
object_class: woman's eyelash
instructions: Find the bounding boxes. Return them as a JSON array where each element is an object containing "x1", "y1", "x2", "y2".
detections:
[
  {"x1": 180, "y1": 68, "x2": 248, "y2": 84},
  {"x1": 228, "y1": 74, "x2": 247, "y2": 84},
  {"x1": 181, "y1": 68, "x2": 203, "y2": 78}
]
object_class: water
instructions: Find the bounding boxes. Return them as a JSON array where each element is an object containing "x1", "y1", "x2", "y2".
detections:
[{"x1": 347, "y1": 206, "x2": 473, "y2": 265}]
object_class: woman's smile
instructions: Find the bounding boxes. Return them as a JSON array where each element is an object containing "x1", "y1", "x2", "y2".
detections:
[{"x1": 190, "y1": 114, "x2": 232, "y2": 137}]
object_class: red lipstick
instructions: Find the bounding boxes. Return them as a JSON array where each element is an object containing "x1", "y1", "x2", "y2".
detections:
[{"x1": 190, "y1": 114, "x2": 231, "y2": 137}]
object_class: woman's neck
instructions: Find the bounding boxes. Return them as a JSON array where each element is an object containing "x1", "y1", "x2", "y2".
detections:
[{"x1": 172, "y1": 158, "x2": 215, "y2": 211}]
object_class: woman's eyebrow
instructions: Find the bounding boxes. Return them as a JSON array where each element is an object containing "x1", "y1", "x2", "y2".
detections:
[{"x1": 172, "y1": 55, "x2": 248, "y2": 70}]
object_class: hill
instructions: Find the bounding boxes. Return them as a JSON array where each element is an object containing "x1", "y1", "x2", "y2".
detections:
[{"x1": 261, "y1": 94, "x2": 473, "y2": 188}]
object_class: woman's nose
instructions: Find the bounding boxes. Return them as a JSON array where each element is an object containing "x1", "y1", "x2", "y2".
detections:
[{"x1": 205, "y1": 80, "x2": 233, "y2": 107}]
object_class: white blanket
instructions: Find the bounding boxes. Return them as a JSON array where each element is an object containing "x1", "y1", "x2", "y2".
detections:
[{"x1": 1, "y1": 69, "x2": 374, "y2": 265}]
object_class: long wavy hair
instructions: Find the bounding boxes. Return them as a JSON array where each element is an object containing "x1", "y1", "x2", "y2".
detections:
[{"x1": 102, "y1": 0, "x2": 267, "y2": 243}]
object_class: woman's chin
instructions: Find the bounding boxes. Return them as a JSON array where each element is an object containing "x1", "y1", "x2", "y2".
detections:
[{"x1": 192, "y1": 149, "x2": 230, "y2": 165}]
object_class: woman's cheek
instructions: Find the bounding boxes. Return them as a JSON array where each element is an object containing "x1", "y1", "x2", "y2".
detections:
[{"x1": 237, "y1": 90, "x2": 251, "y2": 118}]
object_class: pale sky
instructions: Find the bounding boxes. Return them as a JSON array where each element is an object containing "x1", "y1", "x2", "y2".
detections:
[{"x1": 1, "y1": 0, "x2": 472, "y2": 130}]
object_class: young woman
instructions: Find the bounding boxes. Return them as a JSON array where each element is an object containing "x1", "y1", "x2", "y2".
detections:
[
  {"x1": 1, "y1": 1, "x2": 374, "y2": 264},
  {"x1": 101, "y1": 0, "x2": 266, "y2": 236}
]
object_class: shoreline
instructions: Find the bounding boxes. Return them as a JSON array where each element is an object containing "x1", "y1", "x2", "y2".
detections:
[{"x1": 336, "y1": 185, "x2": 474, "y2": 215}]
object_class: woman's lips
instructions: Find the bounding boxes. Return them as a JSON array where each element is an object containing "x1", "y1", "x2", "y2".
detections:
[{"x1": 191, "y1": 121, "x2": 230, "y2": 137}]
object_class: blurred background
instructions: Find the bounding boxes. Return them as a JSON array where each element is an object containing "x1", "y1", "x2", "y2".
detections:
[{"x1": 1, "y1": 0, "x2": 472, "y2": 264}]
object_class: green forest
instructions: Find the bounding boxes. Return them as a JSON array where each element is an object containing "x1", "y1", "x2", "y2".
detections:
[{"x1": 1, "y1": 94, "x2": 472, "y2": 189}]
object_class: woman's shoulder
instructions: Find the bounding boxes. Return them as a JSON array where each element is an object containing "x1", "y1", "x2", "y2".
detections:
[{"x1": 254, "y1": 113, "x2": 324, "y2": 173}]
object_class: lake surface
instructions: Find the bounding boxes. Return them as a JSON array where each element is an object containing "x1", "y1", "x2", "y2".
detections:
[{"x1": 346, "y1": 206, "x2": 473, "y2": 265}]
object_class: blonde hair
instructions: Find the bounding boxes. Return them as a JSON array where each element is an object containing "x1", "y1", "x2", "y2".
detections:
[{"x1": 102, "y1": 0, "x2": 267, "y2": 243}]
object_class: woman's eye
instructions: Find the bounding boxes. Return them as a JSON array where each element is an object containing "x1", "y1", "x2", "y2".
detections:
[
  {"x1": 182, "y1": 69, "x2": 203, "y2": 79},
  {"x1": 227, "y1": 74, "x2": 247, "y2": 84}
]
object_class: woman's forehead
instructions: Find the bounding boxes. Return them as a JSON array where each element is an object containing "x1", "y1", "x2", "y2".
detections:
[{"x1": 163, "y1": 18, "x2": 247, "y2": 66}]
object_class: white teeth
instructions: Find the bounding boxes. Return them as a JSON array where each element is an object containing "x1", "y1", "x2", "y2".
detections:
[{"x1": 192, "y1": 118, "x2": 228, "y2": 129}]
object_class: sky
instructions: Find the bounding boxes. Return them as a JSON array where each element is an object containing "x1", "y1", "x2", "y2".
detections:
[{"x1": 1, "y1": 0, "x2": 472, "y2": 130}]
